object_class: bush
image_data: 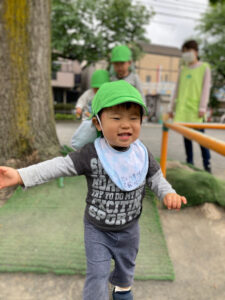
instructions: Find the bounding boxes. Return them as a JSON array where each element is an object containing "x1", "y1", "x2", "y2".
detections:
[
  {"x1": 54, "y1": 103, "x2": 76, "y2": 116},
  {"x1": 54, "y1": 103, "x2": 75, "y2": 111},
  {"x1": 55, "y1": 113, "x2": 77, "y2": 120},
  {"x1": 166, "y1": 167, "x2": 225, "y2": 207}
]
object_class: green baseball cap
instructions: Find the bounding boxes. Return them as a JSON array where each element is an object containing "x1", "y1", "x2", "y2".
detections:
[
  {"x1": 91, "y1": 80, "x2": 147, "y2": 116},
  {"x1": 91, "y1": 69, "x2": 110, "y2": 88},
  {"x1": 110, "y1": 45, "x2": 132, "y2": 62}
]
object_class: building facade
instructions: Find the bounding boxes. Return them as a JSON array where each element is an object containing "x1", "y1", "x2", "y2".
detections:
[
  {"x1": 135, "y1": 43, "x2": 181, "y2": 121},
  {"x1": 136, "y1": 43, "x2": 181, "y2": 95},
  {"x1": 51, "y1": 44, "x2": 181, "y2": 121},
  {"x1": 51, "y1": 58, "x2": 82, "y2": 104}
]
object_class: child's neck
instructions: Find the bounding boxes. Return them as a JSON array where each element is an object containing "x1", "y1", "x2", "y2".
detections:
[
  {"x1": 112, "y1": 145, "x2": 130, "y2": 152},
  {"x1": 117, "y1": 71, "x2": 130, "y2": 79}
]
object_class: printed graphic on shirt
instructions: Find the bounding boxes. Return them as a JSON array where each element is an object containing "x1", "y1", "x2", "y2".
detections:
[
  {"x1": 87, "y1": 157, "x2": 145, "y2": 226},
  {"x1": 69, "y1": 143, "x2": 162, "y2": 230}
]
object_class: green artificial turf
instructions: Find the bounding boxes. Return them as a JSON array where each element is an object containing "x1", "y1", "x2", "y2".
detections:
[{"x1": 0, "y1": 176, "x2": 174, "y2": 280}]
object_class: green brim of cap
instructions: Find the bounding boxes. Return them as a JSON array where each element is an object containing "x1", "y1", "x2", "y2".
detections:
[
  {"x1": 91, "y1": 80, "x2": 148, "y2": 118},
  {"x1": 91, "y1": 84, "x2": 101, "y2": 88},
  {"x1": 94, "y1": 97, "x2": 148, "y2": 115},
  {"x1": 111, "y1": 57, "x2": 131, "y2": 62}
]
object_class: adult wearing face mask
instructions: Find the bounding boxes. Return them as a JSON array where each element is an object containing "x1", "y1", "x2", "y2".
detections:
[{"x1": 168, "y1": 40, "x2": 211, "y2": 172}]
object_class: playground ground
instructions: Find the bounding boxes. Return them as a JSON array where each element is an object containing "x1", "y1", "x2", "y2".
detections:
[{"x1": 0, "y1": 122, "x2": 225, "y2": 300}]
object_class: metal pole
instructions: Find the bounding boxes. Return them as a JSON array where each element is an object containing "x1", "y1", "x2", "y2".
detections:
[
  {"x1": 165, "y1": 122, "x2": 225, "y2": 156},
  {"x1": 176, "y1": 123, "x2": 225, "y2": 130},
  {"x1": 160, "y1": 125, "x2": 169, "y2": 177}
]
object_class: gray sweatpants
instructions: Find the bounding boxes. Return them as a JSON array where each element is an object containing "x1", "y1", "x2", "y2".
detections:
[{"x1": 83, "y1": 218, "x2": 140, "y2": 300}]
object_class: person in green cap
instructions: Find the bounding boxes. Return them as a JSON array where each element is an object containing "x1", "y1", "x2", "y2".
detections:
[
  {"x1": 71, "y1": 69, "x2": 110, "y2": 149},
  {"x1": 75, "y1": 69, "x2": 110, "y2": 120},
  {"x1": 110, "y1": 45, "x2": 146, "y2": 104},
  {"x1": 0, "y1": 80, "x2": 187, "y2": 300},
  {"x1": 168, "y1": 40, "x2": 211, "y2": 172}
]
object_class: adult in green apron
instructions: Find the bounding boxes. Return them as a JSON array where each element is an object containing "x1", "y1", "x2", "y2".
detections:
[{"x1": 169, "y1": 40, "x2": 211, "y2": 172}]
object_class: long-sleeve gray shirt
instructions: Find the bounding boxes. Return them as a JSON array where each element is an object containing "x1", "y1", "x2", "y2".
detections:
[{"x1": 18, "y1": 142, "x2": 175, "y2": 231}]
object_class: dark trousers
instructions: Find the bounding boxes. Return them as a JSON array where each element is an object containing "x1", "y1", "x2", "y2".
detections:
[
  {"x1": 183, "y1": 129, "x2": 211, "y2": 169},
  {"x1": 83, "y1": 218, "x2": 139, "y2": 300}
]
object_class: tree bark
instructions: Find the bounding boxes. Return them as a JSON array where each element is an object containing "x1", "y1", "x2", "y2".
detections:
[{"x1": 0, "y1": 0, "x2": 60, "y2": 166}]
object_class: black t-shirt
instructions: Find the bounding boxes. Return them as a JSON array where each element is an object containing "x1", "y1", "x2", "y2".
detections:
[{"x1": 69, "y1": 143, "x2": 160, "y2": 231}]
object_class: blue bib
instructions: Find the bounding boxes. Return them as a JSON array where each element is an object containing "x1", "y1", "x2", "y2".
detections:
[{"x1": 94, "y1": 137, "x2": 149, "y2": 191}]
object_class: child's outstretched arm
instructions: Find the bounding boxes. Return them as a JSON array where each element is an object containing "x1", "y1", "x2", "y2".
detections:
[
  {"x1": 0, "y1": 167, "x2": 23, "y2": 189},
  {"x1": 0, "y1": 155, "x2": 77, "y2": 190}
]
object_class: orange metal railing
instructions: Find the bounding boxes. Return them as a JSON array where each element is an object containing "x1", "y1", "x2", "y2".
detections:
[
  {"x1": 160, "y1": 122, "x2": 225, "y2": 177},
  {"x1": 176, "y1": 123, "x2": 225, "y2": 130}
]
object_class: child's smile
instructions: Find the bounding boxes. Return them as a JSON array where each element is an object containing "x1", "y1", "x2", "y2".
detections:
[{"x1": 118, "y1": 132, "x2": 132, "y2": 140}]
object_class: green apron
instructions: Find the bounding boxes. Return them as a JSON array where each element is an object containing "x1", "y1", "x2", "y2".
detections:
[{"x1": 174, "y1": 62, "x2": 209, "y2": 123}]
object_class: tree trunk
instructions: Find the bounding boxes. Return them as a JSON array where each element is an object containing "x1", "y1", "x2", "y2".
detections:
[{"x1": 0, "y1": 0, "x2": 60, "y2": 166}]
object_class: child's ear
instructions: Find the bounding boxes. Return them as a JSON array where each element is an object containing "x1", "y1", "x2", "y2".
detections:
[{"x1": 92, "y1": 117, "x2": 102, "y2": 131}]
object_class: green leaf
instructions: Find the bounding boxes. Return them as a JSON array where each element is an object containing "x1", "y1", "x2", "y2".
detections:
[{"x1": 197, "y1": 2, "x2": 225, "y2": 107}]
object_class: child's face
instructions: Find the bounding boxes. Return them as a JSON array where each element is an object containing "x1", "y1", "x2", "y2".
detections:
[
  {"x1": 113, "y1": 61, "x2": 131, "y2": 79},
  {"x1": 94, "y1": 103, "x2": 141, "y2": 148}
]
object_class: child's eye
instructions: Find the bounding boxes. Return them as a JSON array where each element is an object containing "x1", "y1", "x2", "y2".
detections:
[
  {"x1": 130, "y1": 117, "x2": 139, "y2": 120},
  {"x1": 113, "y1": 117, "x2": 120, "y2": 120}
]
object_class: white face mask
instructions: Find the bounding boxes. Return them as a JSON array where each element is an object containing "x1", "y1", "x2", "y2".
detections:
[{"x1": 182, "y1": 51, "x2": 196, "y2": 64}]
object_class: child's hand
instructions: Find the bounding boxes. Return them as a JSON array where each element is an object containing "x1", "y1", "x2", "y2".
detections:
[
  {"x1": 0, "y1": 167, "x2": 23, "y2": 189},
  {"x1": 75, "y1": 108, "x2": 82, "y2": 119},
  {"x1": 198, "y1": 111, "x2": 205, "y2": 118},
  {"x1": 85, "y1": 112, "x2": 91, "y2": 117},
  {"x1": 168, "y1": 111, "x2": 174, "y2": 119},
  {"x1": 163, "y1": 193, "x2": 187, "y2": 210}
]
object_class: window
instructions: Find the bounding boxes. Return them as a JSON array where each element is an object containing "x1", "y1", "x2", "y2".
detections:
[
  {"x1": 51, "y1": 72, "x2": 57, "y2": 80},
  {"x1": 146, "y1": 75, "x2": 151, "y2": 82},
  {"x1": 74, "y1": 74, "x2": 81, "y2": 85}
]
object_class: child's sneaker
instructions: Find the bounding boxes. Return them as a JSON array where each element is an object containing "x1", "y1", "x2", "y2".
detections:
[{"x1": 112, "y1": 288, "x2": 133, "y2": 300}]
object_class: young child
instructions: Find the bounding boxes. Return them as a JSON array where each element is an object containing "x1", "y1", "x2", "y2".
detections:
[
  {"x1": 110, "y1": 45, "x2": 146, "y2": 104},
  {"x1": 73, "y1": 46, "x2": 146, "y2": 150},
  {"x1": 71, "y1": 69, "x2": 110, "y2": 149},
  {"x1": 76, "y1": 69, "x2": 110, "y2": 120},
  {"x1": 0, "y1": 80, "x2": 187, "y2": 300},
  {"x1": 168, "y1": 40, "x2": 211, "y2": 172}
]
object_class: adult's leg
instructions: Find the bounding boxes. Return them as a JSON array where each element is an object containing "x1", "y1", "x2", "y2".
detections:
[
  {"x1": 183, "y1": 137, "x2": 193, "y2": 165},
  {"x1": 198, "y1": 129, "x2": 211, "y2": 172}
]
